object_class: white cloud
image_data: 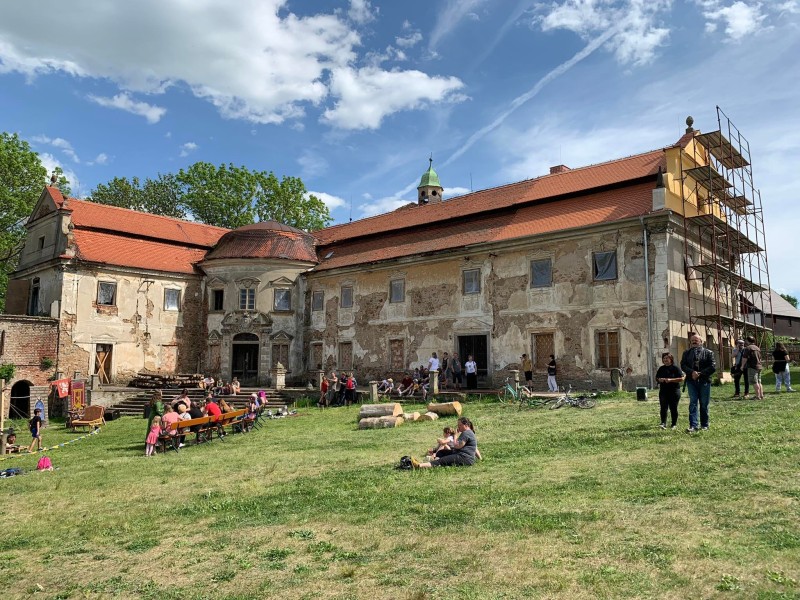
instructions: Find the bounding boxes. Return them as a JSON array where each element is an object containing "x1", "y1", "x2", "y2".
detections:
[
  {"x1": 699, "y1": 1, "x2": 767, "y2": 41},
  {"x1": 429, "y1": 0, "x2": 489, "y2": 52},
  {"x1": 298, "y1": 151, "x2": 329, "y2": 178},
  {"x1": 348, "y1": 0, "x2": 377, "y2": 24},
  {"x1": 179, "y1": 142, "x2": 198, "y2": 157},
  {"x1": 323, "y1": 67, "x2": 465, "y2": 130},
  {"x1": 444, "y1": 186, "x2": 471, "y2": 199},
  {"x1": 31, "y1": 135, "x2": 80, "y2": 163},
  {"x1": 309, "y1": 190, "x2": 347, "y2": 210},
  {"x1": 358, "y1": 195, "x2": 413, "y2": 217},
  {"x1": 396, "y1": 32, "x2": 423, "y2": 48},
  {"x1": 88, "y1": 92, "x2": 167, "y2": 124},
  {"x1": 88, "y1": 152, "x2": 109, "y2": 166},
  {"x1": 39, "y1": 152, "x2": 83, "y2": 197},
  {"x1": 537, "y1": 0, "x2": 672, "y2": 66}
]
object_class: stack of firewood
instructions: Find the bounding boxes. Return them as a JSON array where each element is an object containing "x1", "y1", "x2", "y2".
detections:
[{"x1": 130, "y1": 370, "x2": 203, "y2": 389}]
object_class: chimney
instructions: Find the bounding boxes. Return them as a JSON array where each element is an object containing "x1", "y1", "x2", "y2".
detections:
[{"x1": 549, "y1": 165, "x2": 570, "y2": 175}]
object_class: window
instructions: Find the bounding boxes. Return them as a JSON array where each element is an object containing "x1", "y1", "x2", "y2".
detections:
[
  {"x1": 596, "y1": 330, "x2": 620, "y2": 368},
  {"x1": 339, "y1": 341, "x2": 353, "y2": 370},
  {"x1": 212, "y1": 289, "x2": 224, "y2": 311},
  {"x1": 312, "y1": 290, "x2": 324, "y2": 311},
  {"x1": 389, "y1": 279, "x2": 405, "y2": 303},
  {"x1": 38, "y1": 236, "x2": 45, "y2": 250},
  {"x1": 29, "y1": 277, "x2": 41, "y2": 316},
  {"x1": 593, "y1": 251, "x2": 617, "y2": 281},
  {"x1": 274, "y1": 289, "x2": 291, "y2": 312},
  {"x1": 164, "y1": 289, "x2": 181, "y2": 311},
  {"x1": 531, "y1": 333, "x2": 555, "y2": 370},
  {"x1": 341, "y1": 286, "x2": 353, "y2": 308},
  {"x1": 97, "y1": 281, "x2": 117, "y2": 306},
  {"x1": 463, "y1": 269, "x2": 481, "y2": 294},
  {"x1": 530, "y1": 259, "x2": 552, "y2": 288},
  {"x1": 239, "y1": 288, "x2": 255, "y2": 310},
  {"x1": 272, "y1": 343, "x2": 289, "y2": 368}
]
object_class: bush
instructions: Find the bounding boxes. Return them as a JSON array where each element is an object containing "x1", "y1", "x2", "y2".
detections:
[{"x1": 0, "y1": 363, "x2": 15, "y2": 381}]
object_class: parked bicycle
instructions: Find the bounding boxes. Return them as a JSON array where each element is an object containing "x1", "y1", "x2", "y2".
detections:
[
  {"x1": 497, "y1": 377, "x2": 555, "y2": 409},
  {"x1": 549, "y1": 385, "x2": 597, "y2": 409}
]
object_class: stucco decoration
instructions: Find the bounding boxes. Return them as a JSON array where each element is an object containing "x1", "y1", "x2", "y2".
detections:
[{"x1": 220, "y1": 311, "x2": 272, "y2": 335}]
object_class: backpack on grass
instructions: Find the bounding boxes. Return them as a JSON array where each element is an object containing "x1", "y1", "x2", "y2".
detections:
[{"x1": 396, "y1": 456, "x2": 413, "y2": 470}]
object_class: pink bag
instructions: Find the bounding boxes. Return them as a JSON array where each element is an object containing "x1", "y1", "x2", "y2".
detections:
[{"x1": 36, "y1": 456, "x2": 53, "y2": 471}]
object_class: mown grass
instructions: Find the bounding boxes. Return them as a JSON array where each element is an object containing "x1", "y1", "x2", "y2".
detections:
[{"x1": 1, "y1": 380, "x2": 799, "y2": 599}]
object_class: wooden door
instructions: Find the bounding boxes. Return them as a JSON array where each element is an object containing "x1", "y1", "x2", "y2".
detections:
[{"x1": 94, "y1": 344, "x2": 113, "y2": 384}]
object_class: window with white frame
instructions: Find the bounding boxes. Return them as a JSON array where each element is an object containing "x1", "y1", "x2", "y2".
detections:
[
  {"x1": 164, "y1": 289, "x2": 181, "y2": 311},
  {"x1": 463, "y1": 269, "x2": 481, "y2": 294},
  {"x1": 389, "y1": 279, "x2": 405, "y2": 303},
  {"x1": 239, "y1": 287, "x2": 255, "y2": 310}
]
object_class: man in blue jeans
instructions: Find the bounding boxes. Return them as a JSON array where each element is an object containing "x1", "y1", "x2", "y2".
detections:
[{"x1": 680, "y1": 333, "x2": 717, "y2": 433}]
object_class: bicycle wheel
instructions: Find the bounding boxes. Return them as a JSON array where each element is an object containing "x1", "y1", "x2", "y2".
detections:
[
  {"x1": 575, "y1": 397, "x2": 596, "y2": 409},
  {"x1": 550, "y1": 397, "x2": 564, "y2": 409}
]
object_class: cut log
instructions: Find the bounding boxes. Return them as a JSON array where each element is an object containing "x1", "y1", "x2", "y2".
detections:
[
  {"x1": 358, "y1": 403, "x2": 403, "y2": 420},
  {"x1": 402, "y1": 411, "x2": 421, "y2": 422},
  {"x1": 418, "y1": 411, "x2": 439, "y2": 421},
  {"x1": 358, "y1": 416, "x2": 405, "y2": 429},
  {"x1": 426, "y1": 401, "x2": 462, "y2": 416}
]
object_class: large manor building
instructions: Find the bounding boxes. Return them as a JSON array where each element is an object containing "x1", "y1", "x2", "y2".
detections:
[{"x1": 2, "y1": 116, "x2": 775, "y2": 393}]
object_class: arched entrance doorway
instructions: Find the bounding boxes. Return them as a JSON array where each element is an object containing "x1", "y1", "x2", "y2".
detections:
[
  {"x1": 10, "y1": 380, "x2": 32, "y2": 419},
  {"x1": 232, "y1": 333, "x2": 259, "y2": 386}
]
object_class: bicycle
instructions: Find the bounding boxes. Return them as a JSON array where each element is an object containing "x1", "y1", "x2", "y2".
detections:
[
  {"x1": 549, "y1": 385, "x2": 597, "y2": 409},
  {"x1": 497, "y1": 377, "x2": 532, "y2": 404}
]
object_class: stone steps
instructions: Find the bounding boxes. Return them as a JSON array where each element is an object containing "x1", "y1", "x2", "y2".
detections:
[{"x1": 108, "y1": 388, "x2": 291, "y2": 417}]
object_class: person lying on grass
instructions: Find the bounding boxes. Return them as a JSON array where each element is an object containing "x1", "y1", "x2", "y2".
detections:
[{"x1": 413, "y1": 417, "x2": 481, "y2": 468}]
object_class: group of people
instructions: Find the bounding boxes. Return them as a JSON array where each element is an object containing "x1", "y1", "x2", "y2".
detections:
[
  {"x1": 144, "y1": 387, "x2": 263, "y2": 455},
  {"x1": 520, "y1": 353, "x2": 558, "y2": 391},
  {"x1": 411, "y1": 417, "x2": 481, "y2": 468},
  {"x1": 656, "y1": 334, "x2": 793, "y2": 434},
  {"x1": 199, "y1": 375, "x2": 241, "y2": 396},
  {"x1": 318, "y1": 371, "x2": 358, "y2": 407}
]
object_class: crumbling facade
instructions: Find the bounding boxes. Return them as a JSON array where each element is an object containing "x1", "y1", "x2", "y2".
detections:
[{"x1": 3, "y1": 118, "x2": 771, "y2": 390}]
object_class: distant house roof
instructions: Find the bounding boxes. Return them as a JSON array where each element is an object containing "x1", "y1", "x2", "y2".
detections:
[{"x1": 743, "y1": 289, "x2": 800, "y2": 319}]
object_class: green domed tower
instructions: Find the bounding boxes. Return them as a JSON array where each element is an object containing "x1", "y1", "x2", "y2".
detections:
[{"x1": 417, "y1": 157, "x2": 443, "y2": 204}]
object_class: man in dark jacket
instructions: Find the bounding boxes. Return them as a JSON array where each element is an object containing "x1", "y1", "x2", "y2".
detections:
[{"x1": 680, "y1": 333, "x2": 716, "y2": 432}]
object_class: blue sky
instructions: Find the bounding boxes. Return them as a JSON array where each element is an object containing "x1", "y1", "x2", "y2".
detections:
[{"x1": 1, "y1": 0, "x2": 798, "y2": 297}]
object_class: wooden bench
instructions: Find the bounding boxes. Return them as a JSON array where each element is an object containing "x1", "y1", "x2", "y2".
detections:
[
  {"x1": 209, "y1": 409, "x2": 247, "y2": 441},
  {"x1": 71, "y1": 405, "x2": 106, "y2": 431},
  {"x1": 158, "y1": 409, "x2": 248, "y2": 451}
]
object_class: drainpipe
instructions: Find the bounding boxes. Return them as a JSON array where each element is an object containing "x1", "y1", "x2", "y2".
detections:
[{"x1": 641, "y1": 217, "x2": 655, "y2": 389}]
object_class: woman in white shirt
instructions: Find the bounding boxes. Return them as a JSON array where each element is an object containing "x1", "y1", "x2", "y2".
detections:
[{"x1": 465, "y1": 355, "x2": 478, "y2": 389}]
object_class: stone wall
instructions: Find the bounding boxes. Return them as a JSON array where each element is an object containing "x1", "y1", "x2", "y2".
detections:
[{"x1": 0, "y1": 315, "x2": 59, "y2": 386}]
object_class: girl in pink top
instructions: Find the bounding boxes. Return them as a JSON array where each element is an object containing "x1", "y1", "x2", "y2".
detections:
[{"x1": 145, "y1": 416, "x2": 161, "y2": 456}]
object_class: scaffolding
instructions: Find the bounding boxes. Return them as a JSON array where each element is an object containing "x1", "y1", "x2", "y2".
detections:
[{"x1": 679, "y1": 107, "x2": 772, "y2": 363}]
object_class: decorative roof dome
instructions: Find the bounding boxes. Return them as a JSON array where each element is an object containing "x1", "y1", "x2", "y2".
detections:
[
  {"x1": 204, "y1": 221, "x2": 317, "y2": 263},
  {"x1": 417, "y1": 158, "x2": 441, "y2": 189}
]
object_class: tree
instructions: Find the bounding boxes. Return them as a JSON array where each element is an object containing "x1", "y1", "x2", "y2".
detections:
[
  {"x1": 0, "y1": 133, "x2": 49, "y2": 312},
  {"x1": 177, "y1": 162, "x2": 257, "y2": 229},
  {"x1": 780, "y1": 293, "x2": 798, "y2": 308},
  {"x1": 90, "y1": 173, "x2": 186, "y2": 219},
  {"x1": 255, "y1": 173, "x2": 331, "y2": 231}
]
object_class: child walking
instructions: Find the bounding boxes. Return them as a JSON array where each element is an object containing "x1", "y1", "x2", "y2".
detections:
[
  {"x1": 145, "y1": 415, "x2": 162, "y2": 456},
  {"x1": 28, "y1": 408, "x2": 43, "y2": 453}
]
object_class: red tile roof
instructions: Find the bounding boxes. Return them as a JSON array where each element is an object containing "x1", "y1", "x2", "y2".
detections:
[
  {"x1": 314, "y1": 182, "x2": 655, "y2": 271},
  {"x1": 204, "y1": 222, "x2": 317, "y2": 263},
  {"x1": 71, "y1": 230, "x2": 210, "y2": 274},
  {"x1": 314, "y1": 148, "x2": 665, "y2": 245},
  {"x1": 47, "y1": 188, "x2": 229, "y2": 248}
]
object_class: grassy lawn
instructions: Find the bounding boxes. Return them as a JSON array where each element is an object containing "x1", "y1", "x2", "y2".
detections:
[{"x1": 1, "y1": 380, "x2": 799, "y2": 599}]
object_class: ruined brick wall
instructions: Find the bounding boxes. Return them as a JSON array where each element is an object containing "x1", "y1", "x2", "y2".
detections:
[{"x1": 0, "y1": 315, "x2": 59, "y2": 386}]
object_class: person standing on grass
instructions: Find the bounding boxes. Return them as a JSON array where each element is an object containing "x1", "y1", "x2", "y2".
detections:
[
  {"x1": 451, "y1": 353, "x2": 462, "y2": 390},
  {"x1": 521, "y1": 354, "x2": 533, "y2": 388},
  {"x1": 656, "y1": 353, "x2": 684, "y2": 429},
  {"x1": 547, "y1": 355, "x2": 558, "y2": 392},
  {"x1": 772, "y1": 342, "x2": 794, "y2": 393},
  {"x1": 28, "y1": 408, "x2": 43, "y2": 453},
  {"x1": 731, "y1": 339, "x2": 749, "y2": 398},
  {"x1": 743, "y1": 336, "x2": 764, "y2": 400},
  {"x1": 146, "y1": 390, "x2": 165, "y2": 441},
  {"x1": 413, "y1": 417, "x2": 478, "y2": 468},
  {"x1": 145, "y1": 416, "x2": 161, "y2": 457},
  {"x1": 465, "y1": 355, "x2": 478, "y2": 390},
  {"x1": 680, "y1": 333, "x2": 716, "y2": 433}
]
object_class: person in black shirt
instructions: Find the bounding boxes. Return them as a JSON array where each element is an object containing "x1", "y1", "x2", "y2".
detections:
[
  {"x1": 656, "y1": 353, "x2": 683, "y2": 429},
  {"x1": 28, "y1": 408, "x2": 43, "y2": 453},
  {"x1": 680, "y1": 334, "x2": 716, "y2": 432}
]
